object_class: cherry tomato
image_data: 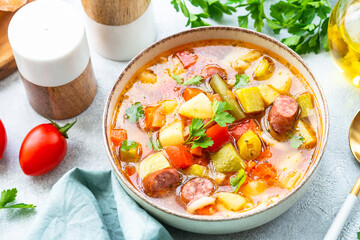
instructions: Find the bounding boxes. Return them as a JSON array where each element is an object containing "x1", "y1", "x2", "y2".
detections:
[
  {"x1": 19, "y1": 120, "x2": 76, "y2": 176},
  {"x1": 0, "y1": 120, "x2": 7, "y2": 159}
]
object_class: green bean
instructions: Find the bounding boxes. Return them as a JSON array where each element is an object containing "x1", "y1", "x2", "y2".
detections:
[{"x1": 210, "y1": 74, "x2": 246, "y2": 120}]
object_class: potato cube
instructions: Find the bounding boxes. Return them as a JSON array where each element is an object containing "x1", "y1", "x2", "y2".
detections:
[
  {"x1": 235, "y1": 87, "x2": 264, "y2": 114},
  {"x1": 240, "y1": 50, "x2": 262, "y2": 62},
  {"x1": 161, "y1": 100, "x2": 178, "y2": 115},
  {"x1": 257, "y1": 84, "x2": 280, "y2": 106},
  {"x1": 178, "y1": 93, "x2": 213, "y2": 119},
  {"x1": 159, "y1": 121, "x2": 185, "y2": 147},
  {"x1": 231, "y1": 58, "x2": 250, "y2": 73},
  {"x1": 270, "y1": 71, "x2": 292, "y2": 94},
  {"x1": 253, "y1": 56, "x2": 275, "y2": 80},
  {"x1": 294, "y1": 120, "x2": 317, "y2": 149},
  {"x1": 183, "y1": 164, "x2": 208, "y2": 177},
  {"x1": 137, "y1": 70, "x2": 157, "y2": 84},
  {"x1": 210, "y1": 143, "x2": 246, "y2": 173},
  {"x1": 296, "y1": 92, "x2": 314, "y2": 118},
  {"x1": 216, "y1": 192, "x2": 247, "y2": 211},
  {"x1": 138, "y1": 152, "x2": 170, "y2": 179},
  {"x1": 242, "y1": 180, "x2": 266, "y2": 196}
]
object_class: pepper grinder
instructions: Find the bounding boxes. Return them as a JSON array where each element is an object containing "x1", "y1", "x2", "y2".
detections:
[
  {"x1": 81, "y1": 0, "x2": 157, "y2": 61},
  {"x1": 8, "y1": 0, "x2": 97, "y2": 119}
]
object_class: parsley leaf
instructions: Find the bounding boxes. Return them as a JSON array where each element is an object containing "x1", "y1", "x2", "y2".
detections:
[
  {"x1": 0, "y1": 188, "x2": 35, "y2": 209},
  {"x1": 172, "y1": 74, "x2": 183, "y2": 85},
  {"x1": 182, "y1": 75, "x2": 203, "y2": 85},
  {"x1": 147, "y1": 138, "x2": 162, "y2": 151},
  {"x1": 357, "y1": 228, "x2": 360, "y2": 240},
  {"x1": 172, "y1": 74, "x2": 203, "y2": 86},
  {"x1": 212, "y1": 100, "x2": 235, "y2": 127},
  {"x1": 191, "y1": 134, "x2": 214, "y2": 149},
  {"x1": 121, "y1": 140, "x2": 137, "y2": 152},
  {"x1": 233, "y1": 74, "x2": 250, "y2": 89},
  {"x1": 125, "y1": 102, "x2": 145, "y2": 123},
  {"x1": 290, "y1": 134, "x2": 304, "y2": 149},
  {"x1": 230, "y1": 168, "x2": 247, "y2": 193}
]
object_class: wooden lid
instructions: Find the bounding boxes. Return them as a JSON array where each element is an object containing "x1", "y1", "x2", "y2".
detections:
[{"x1": 81, "y1": 0, "x2": 151, "y2": 26}]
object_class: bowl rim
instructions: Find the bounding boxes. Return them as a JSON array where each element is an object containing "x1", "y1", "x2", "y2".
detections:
[{"x1": 103, "y1": 26, "x2": 329, "y2": 222}]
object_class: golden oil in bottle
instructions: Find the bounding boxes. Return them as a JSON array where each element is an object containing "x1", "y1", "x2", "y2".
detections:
[{"x1": 328, "y1": 0, "x2": 360, "y2": 86}]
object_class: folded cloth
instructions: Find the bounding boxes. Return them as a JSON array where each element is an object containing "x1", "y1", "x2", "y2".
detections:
[{"x1": 26, "y1": 168, "x2": 173, "y2": 240}]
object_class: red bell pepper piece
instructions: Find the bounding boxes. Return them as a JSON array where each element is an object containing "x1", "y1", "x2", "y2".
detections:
[
  {"x1": 176, "y1": 51, "x2": 198, "y2": 68},
  {"x1": 229, "y1": 119, "x2": 258, "y2": 141},
  {"x1": 164, "y1": 145, "x2": 193, "y2": 169},
  {"x1": 110, "y1": 129, "x2": 128, "y2": 147},
  {"x1": 206, "y1": 124, "x2": 230, "y2": 152}
]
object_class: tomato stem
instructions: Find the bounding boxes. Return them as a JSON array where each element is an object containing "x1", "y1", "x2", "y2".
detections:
[{"x1": 47, "y1": 119, "x2": 77, "y2": 139}]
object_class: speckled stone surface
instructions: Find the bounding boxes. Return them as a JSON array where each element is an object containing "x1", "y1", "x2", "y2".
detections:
[{"x1": 1, "y1": 0, "x2": 359, "y2": 239}]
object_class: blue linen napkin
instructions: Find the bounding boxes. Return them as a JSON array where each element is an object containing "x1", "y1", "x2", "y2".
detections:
[{"x1": 26, "y1": 168, "x2": 173, "y2": 240}]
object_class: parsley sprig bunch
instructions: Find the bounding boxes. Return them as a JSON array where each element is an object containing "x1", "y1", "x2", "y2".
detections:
[
  {"x1": 186, "y1": 100, "x2": 235, "y2": 148},
  {"x1": 171, "y1": 0, "x2": 331, "y2": 54}
]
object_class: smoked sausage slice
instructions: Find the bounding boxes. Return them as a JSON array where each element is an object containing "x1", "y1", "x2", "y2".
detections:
[
  {"x1": 201, "y1": 64, "x2": 227, "y2": 80},
  {"x1": 181, "y1": 178, "x2": 214, "y2": 203},
  {"x1": 268, "y1": 95, "x2": 299, "y2": 135},
  {"x1": 142, "y1": 168, "x2": 180, "y2": 197}
]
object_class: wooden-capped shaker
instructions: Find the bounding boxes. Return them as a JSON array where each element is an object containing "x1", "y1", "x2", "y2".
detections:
[
  {"x1": 8, "y1": 0, "x2": 97, "y2": 119},
  {"x1": 81, "y1": 0, "x2": 156, "y2": 61}
]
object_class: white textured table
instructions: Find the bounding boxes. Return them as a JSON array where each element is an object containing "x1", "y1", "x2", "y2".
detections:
[{"x1": 1, "y1": 0, "x2": 359, "y2": 239}]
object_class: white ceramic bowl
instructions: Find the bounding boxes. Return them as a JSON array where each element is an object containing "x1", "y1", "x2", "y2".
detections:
[{"x1": 103, "y1": 26, "x2": 329, "y2": 234}]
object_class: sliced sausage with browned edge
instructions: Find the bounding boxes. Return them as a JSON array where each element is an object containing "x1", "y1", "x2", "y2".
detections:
[
  {"x1": 181, "y1": 178, "x2": 215, "y2": 203},
  {"x1": 142, "y1": 168, "x2": 181, "y2": 197},
  {"x1": 201, "y1": 64, "x2": 227, "y2": 80},
  {"x1": 268, "y1": 95, "x2": 299, "y2": 135}
]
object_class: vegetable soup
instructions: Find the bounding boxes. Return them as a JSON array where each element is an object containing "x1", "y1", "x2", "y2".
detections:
[{"x1": 110, "y1": 40, "x2": 321, "y2": 216}]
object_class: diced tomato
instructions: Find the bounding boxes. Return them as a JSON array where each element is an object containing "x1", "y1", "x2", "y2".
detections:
[
  {"x1": 246, "y1": 160, "x2": 257, "y2": 173},
  {"x1": 176, "y1": 51, "x2": 198, "y2": 68},
  {"x1": 144, "y1": 106, "x2": 166, "y2": 130},
  {"x1": 164, "y1": 145, "x2": 193, "y2": 169},
  {"x1": 190, "y1": 146, "x2": 203, "y2": 157},
  {"x1": 196, "y1": 205, "x2": 215, "y2": 215},
  {"x1": 201, "y1": 64, "x2": 227, "y2": 79},
  {"x1": 125, "y1": 165, "x2": 136, "y2": 176},
  {"x1": 206, "y1": 124, "x2": 230, "y2": 152},
  {"x1": 183, "y1": 88, "x2": 205, "y2": 101},
  {"x1": 110, "y1": 129, "x2": 128, "y2": 147},
  {"x1": 257, "y1": 148, "x2": 272, "y2": 160},
  {"x1": 207, "y1": 94, "x2": 221, "y2": 102},
  {"x1": 229, "y1": 119, "x2": 258, "y2": 141},
  {"x1": 252, "y1": 162, "x2": 277, "y2": 185}
]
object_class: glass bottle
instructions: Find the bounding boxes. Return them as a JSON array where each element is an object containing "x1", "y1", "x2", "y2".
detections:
[{"x1": 328, "y1": 0, "x2": 360, "y2": 86}]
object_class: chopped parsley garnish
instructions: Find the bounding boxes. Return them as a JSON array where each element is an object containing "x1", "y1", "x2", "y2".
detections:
[
  {"x1": 230, "y1": 168, "x2": 247, "y2": 193},
  {"x1": 186, "y1": 100, "x2": 235, "y2": 149},
  {"x1": 125, "y1": 102, "x2": 145, "y2": 123},
  {"x1": 120, "y1": 140, "x2": 137, "y2": 152},
  {"x1": 290, "y1": 134, "x2": 304, "y2": 149},
  {"x1": 233, "y1": 74, "x2": 250, "y2": 89},
  {"x1": 0, "y1": 188, "x2": 35, "y2": 209},
  {"x1": 172, "y1": 74, "x2": 203, "y2": 86}
]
